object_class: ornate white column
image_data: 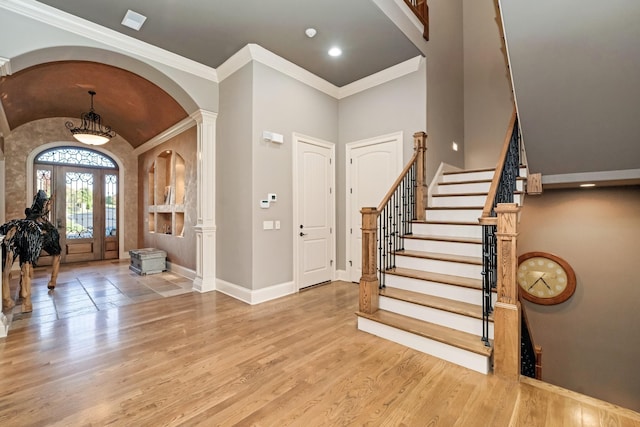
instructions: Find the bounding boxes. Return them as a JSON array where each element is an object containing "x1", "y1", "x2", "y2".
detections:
[{"x1": 191, "y1": 110, "x2": 217, "y2": 292}]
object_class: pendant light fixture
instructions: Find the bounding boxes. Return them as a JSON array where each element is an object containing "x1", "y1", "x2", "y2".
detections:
[{"x1": 66, "y1": 90, "x2": 115, "y2": 145}]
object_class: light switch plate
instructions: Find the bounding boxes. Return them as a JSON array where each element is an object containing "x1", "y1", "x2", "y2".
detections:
[
  {"x1": 263, "y1": 220, "x2": 274, "y2": 230},
  {"x1": 260, "y1": 199, "x2": 270, "y2": 208}
]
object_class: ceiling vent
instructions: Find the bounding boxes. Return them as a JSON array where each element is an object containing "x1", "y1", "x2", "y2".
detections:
[{"x1": 121, "y1": 10, "x2": 147, "y2": 31}]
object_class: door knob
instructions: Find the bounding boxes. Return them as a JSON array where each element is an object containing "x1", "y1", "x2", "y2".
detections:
[{"x1": 299, "y1": 232, "x2": 307, "y2": 237}]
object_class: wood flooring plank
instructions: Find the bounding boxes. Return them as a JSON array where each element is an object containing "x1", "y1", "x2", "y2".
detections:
[{"x1": 1, "y1": 264, "x2": 638, "y2": 426}]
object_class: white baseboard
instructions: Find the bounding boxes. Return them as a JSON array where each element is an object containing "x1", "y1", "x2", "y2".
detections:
[
  {"x1": 216, "y1": 278, "x2": 295, "y2": 305},
  {"x1": 0, "y1": 312, "x2": 8, "y2": 338},
  {"x1": 166, "y1": 261, "x2": 196, "y2": 280},
  {"x1": 336, "y1": 270, "x2": 349, "y2": 281}
]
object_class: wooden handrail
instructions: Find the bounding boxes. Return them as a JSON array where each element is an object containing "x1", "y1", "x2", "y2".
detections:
[
  {"x1": 403, "y1": 0, "x2": 429, "y2": 41},
  {"x1": 481, "y1": 109, "x2": 518, "y2": 220}
]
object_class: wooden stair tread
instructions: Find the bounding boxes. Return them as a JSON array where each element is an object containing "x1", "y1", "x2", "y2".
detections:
[
  {"x1": 386, "y1": 267, "x2": 483, "y2": 290},
  {"x1": 356, "y1": 310, "x2": 492, "y2": 357},
  {"x1": 403, "y1": 234, "x2": 482, "y2": 244},
  {"x1": 432, "y1": 191, "x2": 524, "y2": 197},
  {"x1": 396, "y1": 249, "x2": 482, "y2": 265},
  {"x1": 380, "y1": 287, "x2": 491, "y2": 321}
]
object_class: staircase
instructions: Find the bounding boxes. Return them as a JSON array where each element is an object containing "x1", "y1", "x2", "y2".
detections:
[{"x1": 356, "y1": 165, "x2": 526, "y2": 374}]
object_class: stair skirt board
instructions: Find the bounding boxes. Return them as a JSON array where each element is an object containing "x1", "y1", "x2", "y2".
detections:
[
  {"x1": 403, "y1": 239, "x2": 481, "y2": 258},
  {"x1": 357, "y1": 317, "x2": 492, "y2": 375},
  {"x1": 412, "y1": 223, "x2": 482, "y2": 239},
  {"x1": 426, "y1": 209, "x2": 484, "y2": 223},
  {"x1": 385, "y1": 274, "x2": 497, "y2": 306},
  {"x1": 379, "y1": 296, "x2": 494, "y2": 339},
  {"x1": 396, "y1": 256, "x2": 482, "y2": 279}
]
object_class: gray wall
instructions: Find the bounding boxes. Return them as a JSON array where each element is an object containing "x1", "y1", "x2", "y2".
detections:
[
  {"x1": 463, "y1": 0, "x2": 514, "y2": 169},
  {"x1": 423, "y1": 0, "x2": 465, "y2": 177},
  {"x1": 338, "y1": 60, "x2": 427, "y2": 271},
  {"x1": 518, "y1": 187, "x2": 640, "y2": 412},
  {"x1": 217, "y1": 64, "x2": 254, "y2": 287},
  {"x1": 252, "y1": 62, "x2": 338, "y2": 290}
]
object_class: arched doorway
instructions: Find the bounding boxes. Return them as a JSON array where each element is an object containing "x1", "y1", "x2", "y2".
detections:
[{"x1": 34, "y1": 147, "x2": 119, "y2": 264}]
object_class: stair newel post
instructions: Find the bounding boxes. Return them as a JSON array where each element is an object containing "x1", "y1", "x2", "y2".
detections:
[
  {"x1": 413, "y1": 132, "x2": 427, "y2": 221},
  {"x1": 493, "y1": 203, "x2": 521, "y2": 380},
  {"x1": 359, "y1": 207, "x2": 380, "y2": 314}
]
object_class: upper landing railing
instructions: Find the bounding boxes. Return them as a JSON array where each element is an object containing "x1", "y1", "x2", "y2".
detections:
[{"x1": 404, "y1": 0, "x2": 429, "y2": 41}]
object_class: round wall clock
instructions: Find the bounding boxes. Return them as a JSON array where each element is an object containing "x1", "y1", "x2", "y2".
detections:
[{"x1": 517, "y1": 252, "x2": 576, "y2": 305}]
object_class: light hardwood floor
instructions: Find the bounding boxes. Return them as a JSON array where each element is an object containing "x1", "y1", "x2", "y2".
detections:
[{"x1": 1, "y1": 269, "x2": 638, "y2": 426}]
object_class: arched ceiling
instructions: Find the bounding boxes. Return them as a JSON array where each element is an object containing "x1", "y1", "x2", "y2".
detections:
[{"x1": 0, "y1": 61, "x2": 189, "y2": 148}]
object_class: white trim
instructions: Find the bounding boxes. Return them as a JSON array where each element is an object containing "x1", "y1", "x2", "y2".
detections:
[
  {"x1": 0, "y1": 0, "x2": 217, "y2": 82},
  {"x1": 132, "y1": 117, "x2": 196, "y2": 156},
  {"x1": 26, "y1": 141, "x2": 127, "y2": 259},
  {"x1": 215, "y1": 278, "x2": 295, "y2": 305},
  {"x1": 0, "y1": 311, "x2": 8, "y2": 338},
  {"x1": 338, "y1": 56, "x2": 424, "y2": 99},
  {"x1": 0, "y1": 56, "x2": 11, "y2": 76},
  {"x1": 345, "y1": 131, "x2": 403, "y2": 283},
  {"x1": 336, "y1": 270, "x2": 350, "y2": 282},
  {"x1": 542, "y1": 169, "x2": 640, "y2": 185},
  {"x1": 292, "y1": 133, "x2": 336, "y2": 292},
  {"x1": 0, "y1": 159, "x2": 5, "y2": 224},
  {"x1": 166, "y1": 261, "x2": 196, "y2": 280},
  {"x1": 216, "y1": 44, "x2": 425, "y2": 100}
]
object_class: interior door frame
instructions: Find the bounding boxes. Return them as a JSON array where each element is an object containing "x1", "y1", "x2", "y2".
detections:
[
  {"x1": 345, "y1": 131, "x2": 403, "y2": 283},
  {"x1": 27, "y1": 142, "x2": 126, "y2": 259},
  {"x1": 292, "y1": 133, "x2": 336, "y2": 291}
]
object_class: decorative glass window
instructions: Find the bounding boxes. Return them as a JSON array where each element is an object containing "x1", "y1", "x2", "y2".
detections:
[
  {"x1": 105, "y1": 174, "x2": 118, "y2": 237},
  {"x1": 36, "y1": 147, "x2": 117, "y2": 169}
]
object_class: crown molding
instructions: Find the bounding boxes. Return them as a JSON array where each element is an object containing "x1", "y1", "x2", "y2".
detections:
[
  {"x1": 0, "y1": 57, "x2": 11, "y2": 76},
  {"x1": 0, "y1": 0, "x2": 217, "y2": 82},
  {"x1": 338, "y1": 55, "x2": 424, "y2": 99},
  {"x1": 132, "y1": 116, "x2": 196, "y2": 156},
  {"x1": 217, "y1": 44, "x2": 424, "y2": 100}
]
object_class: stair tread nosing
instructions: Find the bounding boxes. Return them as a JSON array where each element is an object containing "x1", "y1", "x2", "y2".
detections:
[
  {"x1": 432, "y1": 191, "x2": 524, "y2": 197},
  {"x1": 412, "y1": 219, "x2": 480, "y2": 226},
  {"x1": 380, "y1": 287, "x2": 492, "y2": 321},
  {"x1": 396, "y1": 249, "x2": 482, "y2": 265},
  {"x1": 385, "y1": 267, "x2": 483, "y2": 290},
  {"x1": 426, "y1": 206, "x2": 484, "y2": 211},
  {"x1": 403, "y1": 234, "x2": 482, "y2": 244},
  {"x1": 356, "y1": 310, "x2": 492, "y2": 357},
  {"x1": 438, "y1": 177, "x2": 526, "y2": 186},
  {"x1": 442, "y1": 165, "x2": 526, "y2": 176}
]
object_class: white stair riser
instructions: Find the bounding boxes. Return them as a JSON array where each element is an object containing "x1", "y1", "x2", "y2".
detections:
[
  {"x1": 431, "y1": 193, "x2": 521, "y2": 207},
  {"x1": 441, "y1": 170, "x2": 495, "y2": 182},
  {"x1": 380, "y1": 296, "x2": 494, "y2": 339},
  {"x1": 358, "y1": 317, "x2": 491, "y2": 374},
  {"x1": 404, "y1": 239, "x2": 481, "y2": 258},
  {"x1": 385, "y1": 274, "x2": 497, "y2": 306},
  {"x1": 427, "y1": 209, "x2": 484, "y2": 223},
  {"x1": 396, "y1": 256, "x2": 482, "y2": 279},
  {"x1": 441, "y1": 168, "x2": 528, "y2": 184},
  {"x1": 437, "y1": 180, "x2": 524, "y2": 195},
  {"x1": 412, "y1": 223, "x2": 482, "y2": 239}
]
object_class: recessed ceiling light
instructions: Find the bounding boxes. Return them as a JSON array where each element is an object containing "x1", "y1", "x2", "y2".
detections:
[
  {"x1": 328, "y1": 47, "x2": 342, "y2": 57},
  {"x1": 305, "y1": 28, "x2": 317, "y2": 38},
  {"x1": 121, "y1": 10, "x2": 147, "y2": 31},
  {"x1": 580, "y1": 183, "x2": 596, "y2": 188}
]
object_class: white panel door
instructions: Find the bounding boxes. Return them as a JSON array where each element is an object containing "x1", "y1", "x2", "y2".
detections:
[
  {"x1": 348, "y1": 134, "x2": 402, "y2": 282},
  {"x1": 296, "y1": 139, "x2": 334, "y2": 289}
]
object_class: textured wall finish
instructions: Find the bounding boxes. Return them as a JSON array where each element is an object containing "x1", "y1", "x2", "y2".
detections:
[{"x1": 4, "y1": 117, "x2": 138, "y2": 255}]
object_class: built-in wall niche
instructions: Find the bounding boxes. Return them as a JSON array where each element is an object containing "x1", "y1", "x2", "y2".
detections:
[{"x1": 147, "y1": 150, "x2": 186, "y2": 237}]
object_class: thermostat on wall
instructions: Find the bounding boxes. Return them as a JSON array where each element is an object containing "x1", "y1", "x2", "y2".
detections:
[{"x1": 268, "y1": 193, "x2": 277, "y2": 202}]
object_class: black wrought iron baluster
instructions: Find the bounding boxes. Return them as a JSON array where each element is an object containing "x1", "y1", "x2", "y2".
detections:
[{"x1": 378, "y1": 212, "x2": 384, "y2": 288}]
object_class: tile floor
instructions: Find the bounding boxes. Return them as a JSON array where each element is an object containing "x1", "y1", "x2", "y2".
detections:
[{"x1": 5, "y1": 259, "x2": 193, "y2": 331}]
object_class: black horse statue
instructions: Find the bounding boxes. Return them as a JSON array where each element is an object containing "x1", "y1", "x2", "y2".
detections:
[{"x1": 1, "y1": 190, "x2": 62, "y2": 312}]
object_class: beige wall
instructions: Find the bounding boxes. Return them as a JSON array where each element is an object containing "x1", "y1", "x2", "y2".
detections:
[
  {"x1": 463, "y1": 0, "x2": 514, "y2": 170},
  {"x1": 4, "y1": 117, "x2": 138, "y2": 254},
  {"x1": 518, "y1": 186, "x2": 640, "y2": 411},
  {"x1": 138, "y1": 126, "x2": 197, "y2": 271}
]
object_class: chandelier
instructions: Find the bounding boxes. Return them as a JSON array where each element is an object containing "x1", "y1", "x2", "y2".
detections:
[{"x1": 65, "y1": 90, "x2": 115, "y2": 146}]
